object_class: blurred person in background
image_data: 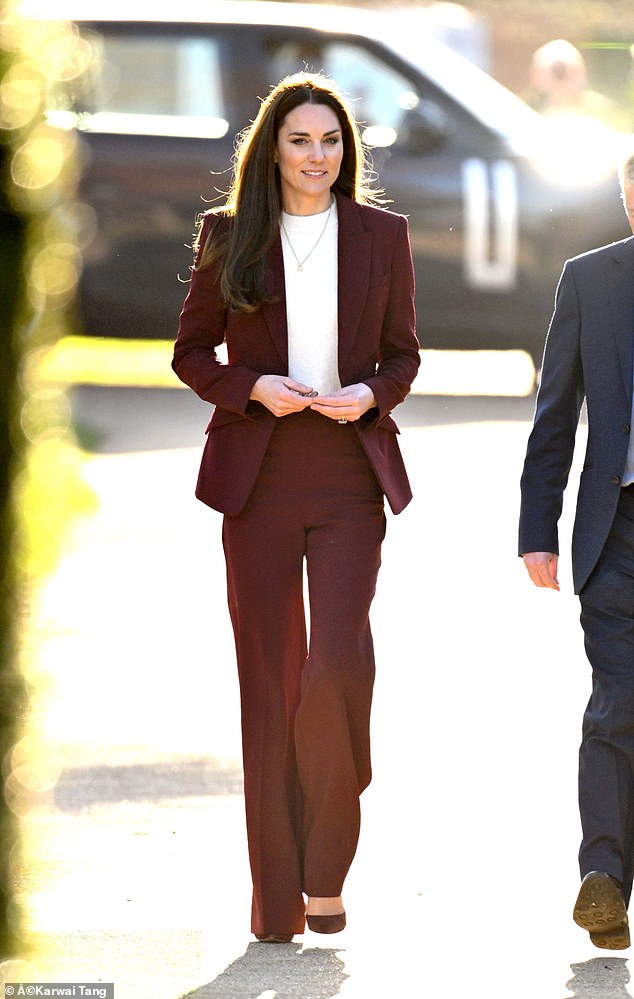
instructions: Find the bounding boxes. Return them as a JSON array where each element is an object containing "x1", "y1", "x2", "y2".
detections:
[
  {"x1": 525, "y1": 38, "x2": 622, "y2": 128},
  {"x1": 172, "y1": 72, "x2": 419, "y2": 944},
  {"x1": 519, "y1": 152, "x2": 634, "y2": 950}
]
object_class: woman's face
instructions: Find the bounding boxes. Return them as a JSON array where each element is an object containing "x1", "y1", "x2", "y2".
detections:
[{"x1": 275, "y1": 101, "x2": 344, "y2": 215}]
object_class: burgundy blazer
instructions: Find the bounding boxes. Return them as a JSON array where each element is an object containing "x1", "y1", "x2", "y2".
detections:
[{"x1": 172, "y1": 190, "x2": 420, "y2": 515}]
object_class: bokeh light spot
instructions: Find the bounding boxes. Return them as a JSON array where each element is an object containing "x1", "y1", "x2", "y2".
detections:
[
  {"x1": 20, "y1": 388, "x2": 72, "y2": 444},
  {"x1": 11, "y1": 134, "x2": 64, "y2": 190},
  {"x1": 8, "y1": 735, "x2": 63, "y2": 794},
  {"x1": 30, "y1": 241, "x2": 79, "y2": 300},
  {"x1": 0, "y1": 60, "x2": 41, "y2": 130}
]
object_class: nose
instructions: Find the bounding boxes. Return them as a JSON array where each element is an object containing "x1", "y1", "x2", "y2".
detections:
[{"x1": 308, "y1": 141, "x2": 326, "y2": 161}]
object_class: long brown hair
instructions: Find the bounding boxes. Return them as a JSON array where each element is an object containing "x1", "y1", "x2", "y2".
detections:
[{"x1": 195, "y1": 71, "x2": 377, "y2": 312}]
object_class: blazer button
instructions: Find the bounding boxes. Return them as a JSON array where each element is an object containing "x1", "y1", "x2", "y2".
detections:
[
  {"x1": 624, "y1": 424, "x2": 631, "y2": 434},
  {"x1": 611, "y1": 474, "x2": 622, "y2": 485}
]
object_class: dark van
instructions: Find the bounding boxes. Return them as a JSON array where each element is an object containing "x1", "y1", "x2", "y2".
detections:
[{"x1": 36, "y1": 0, "x2": 629, "y2": 362}]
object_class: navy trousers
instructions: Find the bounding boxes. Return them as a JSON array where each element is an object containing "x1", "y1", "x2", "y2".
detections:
[
  {"x1": 221, "y1": 409, "x2": 386, "y2": 936},
  {"x1": 579, "y1": 486, "x2": 634, "y2": 903}
]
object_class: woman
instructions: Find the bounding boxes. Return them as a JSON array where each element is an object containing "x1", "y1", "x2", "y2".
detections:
[{"x1": 172, "y1": 72, "x2": 419, "y2": 943}]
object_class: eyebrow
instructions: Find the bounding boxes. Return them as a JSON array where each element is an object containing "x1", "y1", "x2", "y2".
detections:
[{"x1": 287, "y1": 128, "x2": 341, "y2": 137}]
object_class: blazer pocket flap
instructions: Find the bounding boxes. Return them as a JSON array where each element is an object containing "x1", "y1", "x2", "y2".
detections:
[
  {"x1": 205, "y1": 407, "x2": 250, "y2": 433},
  {"x1": 205, "y1": 404, "x2": 270, "y2": 433},
  {"x1": 376, "y1": 413, "x2": 400, "y2": 434}
]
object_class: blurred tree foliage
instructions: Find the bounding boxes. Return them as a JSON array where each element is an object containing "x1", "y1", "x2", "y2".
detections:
[
  {"x1": 374, "y1": 0, "x2": 634, "y2": 34},
  {"x1": 468, "y1": 0, "x2": 634, "y2": 31},
  {"x1": 0, "y1": 1, "x2": 93, "y2": 961},
  {"x1": 0, "y1": 40, "x2": 27, "y2": 969}
]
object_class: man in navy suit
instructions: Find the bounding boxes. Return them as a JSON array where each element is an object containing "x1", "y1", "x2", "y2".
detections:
[{"x1": 519, "y1": 151, "x2": 634, "y2": 950}]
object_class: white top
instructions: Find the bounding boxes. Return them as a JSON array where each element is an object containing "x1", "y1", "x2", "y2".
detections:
[{"x1": 280, "y1": 199, "x2": 340, "y2": 395}]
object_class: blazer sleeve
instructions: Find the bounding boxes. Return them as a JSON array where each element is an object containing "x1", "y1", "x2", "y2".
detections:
[
  {"x1": 362, "y1": 215, "x2": 420, "y2": 419},
  {"x1": 518, "y1": 260, "x2": 586, "y2": 556},
  {"x1": 172, "y1": 214, "x2": 262, "y2": 415}
]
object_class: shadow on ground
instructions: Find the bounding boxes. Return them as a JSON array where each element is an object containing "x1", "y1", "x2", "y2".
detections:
[
  {"x1": 69, "y1": 385, "x2": 538, "y2": 454},
  {"x1": 565, "y1": 957, "x2": 630, "y2": 997},
  {"x1": 53, "y1": 758, "x2": 243, "y2": 811},
  {"x1": 181, "y1": 942, "x2": 347, "y2": 999}
]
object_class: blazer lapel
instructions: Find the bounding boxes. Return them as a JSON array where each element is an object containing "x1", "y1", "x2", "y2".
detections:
[
  {"x1": 262, "y1": 234, "x2": 288, "y2": 370},
  {"x1": 606, "y1": 237, "x2": 634, "y2": 403},
  {"x1": 336, "y1": 193, "x2": 373, "y2": 373}
]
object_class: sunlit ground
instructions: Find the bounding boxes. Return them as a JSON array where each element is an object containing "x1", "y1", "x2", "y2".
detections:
[
  {"x1": 16, "y1": 340, "x2": 539, "y2": 995},
  {"x1": 14, "y1": 354, "x2": 599, "y2": 998},
  {"x1": 39, "y1": 336, "x2": 536, "y2": 396}
]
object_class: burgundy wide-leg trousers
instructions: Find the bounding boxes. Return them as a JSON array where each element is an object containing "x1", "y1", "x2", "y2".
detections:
[{"x1": 222, "y1": 409, "x2": 386, "y2": 936}]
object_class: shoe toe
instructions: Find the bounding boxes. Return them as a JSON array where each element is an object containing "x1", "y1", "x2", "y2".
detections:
[{"x1": 306, "y1": 912, "x2": 346, "y2": 934}]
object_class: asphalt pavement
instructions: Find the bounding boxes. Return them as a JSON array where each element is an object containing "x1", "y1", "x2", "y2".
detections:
[{"x1": 11, "y1": 378, "x2": 634, "y2": 998}]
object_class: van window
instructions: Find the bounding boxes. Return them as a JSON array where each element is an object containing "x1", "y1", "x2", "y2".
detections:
[
  {"x1": 50, "y1": 32, "x2": 229, "y2": 139},
  {"x1": 268, "y1": 39, "x2": 426, "y2": 147}
]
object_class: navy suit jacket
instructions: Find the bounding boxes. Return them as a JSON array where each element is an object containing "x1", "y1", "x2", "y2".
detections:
[
  {"x1": 519, "y1": 235, "x2": 634, "y2": 593},
  {"x1": 173, "y1": 191, "x2": 420, "y2": 516}
]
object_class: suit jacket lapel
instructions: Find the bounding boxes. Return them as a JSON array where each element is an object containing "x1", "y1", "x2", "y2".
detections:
[
  {"x1": 606, "y1": 237, "x2": 634, "y2": 403},
  {"x1": 336, "y1": 193, "x2": 373, "y2": 373},
  {"x1": 262, "y1": 234, "x2": 288, "y2": 369}
]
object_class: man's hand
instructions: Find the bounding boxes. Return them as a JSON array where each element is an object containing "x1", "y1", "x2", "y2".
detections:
[{"x1": 522, "y1": 551, "x2": 560, "y2": 591}]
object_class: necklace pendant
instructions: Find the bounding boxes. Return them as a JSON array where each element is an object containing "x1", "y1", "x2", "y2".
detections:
[{"x1": 281, "y1": 198, "x2": 332, "y2": 275}]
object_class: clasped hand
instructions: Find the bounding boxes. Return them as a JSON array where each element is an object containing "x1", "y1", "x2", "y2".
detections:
[{"x1": 250, "y1": 375, "x2": 375, "y2": 421}]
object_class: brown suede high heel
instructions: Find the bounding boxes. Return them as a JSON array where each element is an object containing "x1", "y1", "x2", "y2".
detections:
[{"x1": 306, "y1": 911, "x2": 346, "y2": 934}]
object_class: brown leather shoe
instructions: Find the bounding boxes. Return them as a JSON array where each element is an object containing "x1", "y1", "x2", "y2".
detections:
[
  {"x1": 306, "y1": 911, "x2": 346, "y2": 934},
  {"x1": 255, "y1": 933, "x2": 294, "y2": 943},
  {"x1": 573, "y1": 871, "x2": 630, "y2": 950}
]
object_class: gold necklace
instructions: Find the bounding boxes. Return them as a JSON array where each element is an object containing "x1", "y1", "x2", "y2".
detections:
[{"x1": 280, "y1": 199, "x2": 333, "y2": 272}]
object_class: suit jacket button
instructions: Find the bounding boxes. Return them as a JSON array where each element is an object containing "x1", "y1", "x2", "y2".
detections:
[
  {"x1": 612, "y1": 475, "x2": 622, "y2": 485},
  {"x1": 624, "y1": 424, "x2": 631, "y2": 434}
]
